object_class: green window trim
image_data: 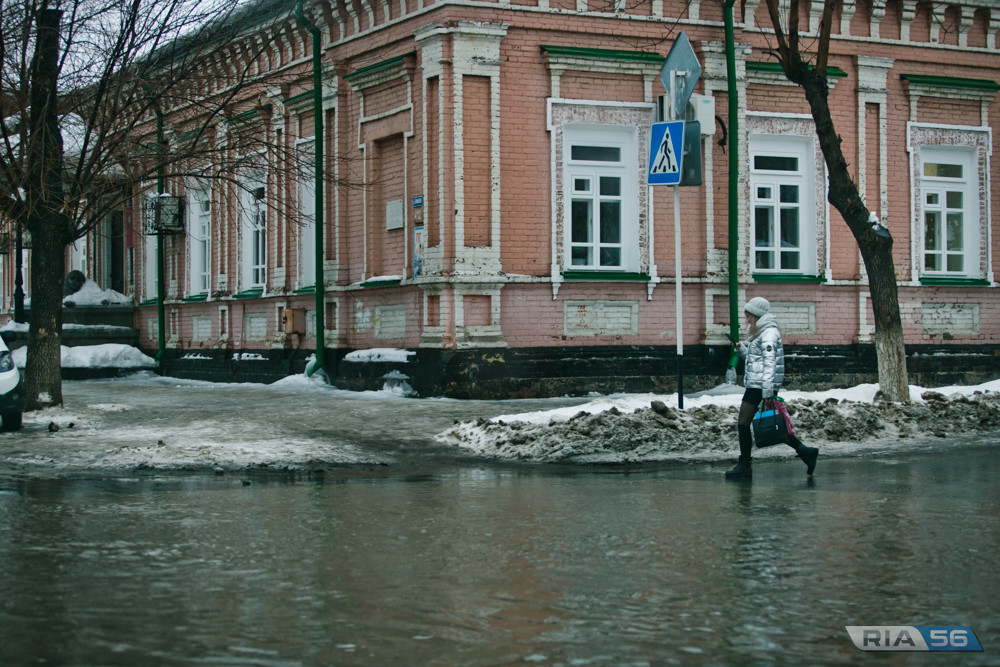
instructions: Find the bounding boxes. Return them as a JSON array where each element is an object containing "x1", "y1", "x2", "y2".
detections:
[
  {"x1": 561, "y1": 271, "x2": 651, "y2": 282},
  {"x1": 746, "y1": 61, "x2": 848, "y2": 78},
  {"x1": 181, "y1": 293, "x2": 208, "y2": 302},
  {"x1": 233, "y1": 287, "x2": 264, "y2": 299},
  {"x1": 541, "y1": 45, "x2": 664, "y2": 65},
  {"x1": 752, "y1": 273, "x2": 827, "y2": 284},
  {"x1": 138, "y1": 298, "x2": 158, "y2": 307},
  {"x1": 919, "y1": 277, "x2": 991, "y2": 287},
  {"x1": 230, "y1": 108, "x2": 260, "y2": 124},
  {"x1": 901, "y1": 74, "x2": 1000, "y2": 92},
  {"x1": 285, "y1": 90, "x2": 314, "y2": 106},
  {"x1": 359, "y1": 278, "x2": 402, "y2": 288},
  {"x1": 292, "y1": 285, "x2": 316, "y2": 295},
  {"x1": 344, "y1": 52, "x2": 416, "y2": 82}
]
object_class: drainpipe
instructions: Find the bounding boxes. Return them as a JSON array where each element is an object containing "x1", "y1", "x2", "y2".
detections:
[
  {"x1": 155, "y1": 108, "x2": 166, "y2": 362},
  {"x1": 724, "y1": 0, "x2": 740, "y2": 370},
  {"x1": 295, "y1": 1, "x2": 326, "y2": 376}
]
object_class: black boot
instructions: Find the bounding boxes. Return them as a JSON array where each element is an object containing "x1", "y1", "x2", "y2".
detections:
[
  {"x1": 725, "y1": 425, "x2": 753, "y2": 479},
  {"x1": 787, "y1": 435, "x2": 818, "y2": 475}
]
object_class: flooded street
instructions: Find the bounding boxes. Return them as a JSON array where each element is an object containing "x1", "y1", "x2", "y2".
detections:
[
  {"x1": 0, "y1": 378, "x2": 997, "y2": 664},
  {"x1": 1, "y1": 445, "x2": 998, "y2": 664}
]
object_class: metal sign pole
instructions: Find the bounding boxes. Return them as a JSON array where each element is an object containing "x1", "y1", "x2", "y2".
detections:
[
  {"x1": 656, "y1": 31, "x2": 701, "y2": 410},
  {"x1": 674, "y1": 181, "x2": 683, "y2": 410},
  {"x1": 671, "y1": 70, "x2": 685, "y2": 409}
]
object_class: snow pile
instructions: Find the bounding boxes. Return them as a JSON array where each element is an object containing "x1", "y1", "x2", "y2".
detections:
[
  {"x1": 12, "y1": 344, "x2": 157, "y2": 369},
  {"x1": 344, "y1": 348, "x2": 415, "y2": 363},
  {"x1": 270, "y1": 370, "x2": 334, "y2": 392},
  {"x1": 436, "y1": 380, "x2": 1000, "y2": 463},
  {"x1": 63, "y1": 280, "x2": 131, "y2": 306}
]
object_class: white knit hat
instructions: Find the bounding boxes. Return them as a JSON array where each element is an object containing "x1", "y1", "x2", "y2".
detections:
[{"x1": 744, "y1": 297, "x2": 770, "y2": 317}]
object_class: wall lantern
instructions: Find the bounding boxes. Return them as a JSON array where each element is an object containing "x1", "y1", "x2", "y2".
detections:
[{"x1": 143, "y1": 193, "x2": 185, "y2": 235}]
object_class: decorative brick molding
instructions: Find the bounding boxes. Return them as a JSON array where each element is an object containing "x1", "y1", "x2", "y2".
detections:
[
  {"x1": 922, "y1": 302, "x2": 980, "y2": 336},
  {"x1": 563, "y1": 300, "x2": 639, "y2": 337}
]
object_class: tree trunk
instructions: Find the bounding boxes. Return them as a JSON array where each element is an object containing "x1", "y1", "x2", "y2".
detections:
[
  {"x1": 798, "y1": 73, "x2": 911, "y2": 402},
  {"x1": 23, "y1": 8, "x2": 68, "y2": 410},
  {"x1": 23, "y1": 226, "x2": 65, "y2": 409}
]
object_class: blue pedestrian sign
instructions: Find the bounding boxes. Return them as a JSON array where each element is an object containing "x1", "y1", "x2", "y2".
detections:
[{"x1": 648, "y1": 121, "x2": 685, "y2": 185}]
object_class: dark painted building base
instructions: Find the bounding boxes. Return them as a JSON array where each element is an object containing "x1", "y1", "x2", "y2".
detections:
[{"x1": 148, "y1": 344, "x2": 1000, "y2": 399}]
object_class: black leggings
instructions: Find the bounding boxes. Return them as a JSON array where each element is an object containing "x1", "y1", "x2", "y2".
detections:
[{"x1": 738, "y1": 388, "x2": 763, "y2": 428}]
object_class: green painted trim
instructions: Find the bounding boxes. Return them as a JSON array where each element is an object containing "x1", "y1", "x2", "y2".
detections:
[
  {"x1": 752, "y1": 273, "x2": 827, "y2": 283},
  {"x1": 902, "y1": 74, "x2": 1000, "y2": 91},
  {"x1": 541, "y1": 45, "x2": 664, "y2": 64},
  {"x1": 285, "y1": 90, "x2": 314, "y2": 106},
  {"x1": 360, "y1": 279, "x2": 401, "y2": 288},
  {"x1": 562, "y1": 271, "x2": 651, "y2": 281},
  {"x1": 345, "y1": 52, "x2": 416, "y2": 81},
  {"x1": 292, "y1": 285, "x2": 316, "y2": 294},
  {"x1": 232, "y1": 287, "x2": 264, "y2": 299},
  {"x1": 181, "y1": 293, "x2": 208, "y2": 302},
  {"x1": 138, "y1": 298, "x2": 158, "y2": 307},
  {"x1": 231, "y1": 108, "x2": 259, "y2": 123},
  {"x1": 747, "y1": 61, "x2": 848, "y2": 78},
  {"x1": 919, "y1": 277, "x2": 991, "y2": 286}
]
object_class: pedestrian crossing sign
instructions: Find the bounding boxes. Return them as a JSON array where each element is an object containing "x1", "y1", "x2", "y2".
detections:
[{"x1": 648, "y1": 121, "x2": 685, "y2": 185}]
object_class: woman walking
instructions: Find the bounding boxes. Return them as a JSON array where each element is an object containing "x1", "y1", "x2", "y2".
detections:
[{"x1": 725, "y1": 297, "x2": 818, "y2": 479}]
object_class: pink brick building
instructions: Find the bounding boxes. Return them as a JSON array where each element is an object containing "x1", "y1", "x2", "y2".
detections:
[{"x1": 6, "y1": 0, "x2": 999, "y2": 396}]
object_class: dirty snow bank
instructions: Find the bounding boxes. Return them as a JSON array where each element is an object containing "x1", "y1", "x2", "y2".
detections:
[{"x1": 436, "y1": 380, "x2": 1000, "y2": 463}]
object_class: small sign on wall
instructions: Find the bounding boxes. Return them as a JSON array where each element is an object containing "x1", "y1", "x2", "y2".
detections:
[
  {"x1": 412, "y1": 195, "x2": 424, "y2": 223},
  {"x1": 386, "y1": 199, "x2": 404, "y2": 230}
]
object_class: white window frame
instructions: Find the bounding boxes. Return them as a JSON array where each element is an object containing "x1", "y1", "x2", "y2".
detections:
[
  {"x1": 295, "y1": 139, "x2": 316, "y2": 289},
  {"x1": 918, "y1": 146, "x2": 978, "y2": 279},
  {"x1": 748, "y1": 134, "x2": 817, "y2": 276},
  {"x1": 69, "y1": 237, "x2": 87, "y2": 276},
  {"x1": 562, "y1": 125, "x2": 639, "y2": 273},
  {"x1": 907, "y1": 123, "x2": 992, "y2": 284},
  {"x1": 187, "y1": 186, "x2": 212, "y2": 295},
  {"x1": 240, "y1": 172, "x2": 267, "y2": 289}
]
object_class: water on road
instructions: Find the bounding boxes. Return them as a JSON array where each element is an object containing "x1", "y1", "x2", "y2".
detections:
[{"x1": 1, "y1": 436, "x2": 997, "y2": 665}]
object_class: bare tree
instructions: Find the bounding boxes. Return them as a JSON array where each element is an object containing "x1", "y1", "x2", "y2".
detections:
[
  {"x1": 761, "y1": 0, "x2": 909, "y2": 401},
  {"x1": 0, "y1": 0, "x2": 309, "y2": 409}
]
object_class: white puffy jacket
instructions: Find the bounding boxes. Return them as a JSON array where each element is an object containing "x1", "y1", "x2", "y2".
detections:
[{"x1": 737, "y1": 314, "x2": 784, "y2": 395}]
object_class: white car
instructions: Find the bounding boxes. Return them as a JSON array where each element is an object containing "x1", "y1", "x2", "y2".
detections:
[{"x1": 0, "y1": 332, "x2": 24, "y2": 430}]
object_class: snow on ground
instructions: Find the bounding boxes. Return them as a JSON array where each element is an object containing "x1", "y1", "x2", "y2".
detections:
[
  {"x1": 2, "y1": 343, "x2": 998, "y2": 474},
  {"x1": 9, "y1": 372, "x2": 396, "y2": 473},
  {"x1": 11, "y1": 343, "x2": 156, "y2": 369},
  {"x1": 436, "y1": 379, "x2": 1000, "y2": 463}
]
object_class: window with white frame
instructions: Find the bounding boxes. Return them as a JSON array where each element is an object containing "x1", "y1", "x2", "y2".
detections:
[
  {"x1": 919, "y1": 146, "x2": 977, "y2": 277},
  {"x1": 564, "y1": 126, "x2": 639, "y2": 272},
  {"x1": 749, "y1": 135, "x2": 816, "y2": 275},
  {"x1": 296, "y1": 140, "x2": 316, "y2": 289},
  {"x1": 188, "y1": 187, "x2": 212, "y2": 294},
  {"x1": 240, "y1": 174, "x2": 267, "y2": 288}
]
